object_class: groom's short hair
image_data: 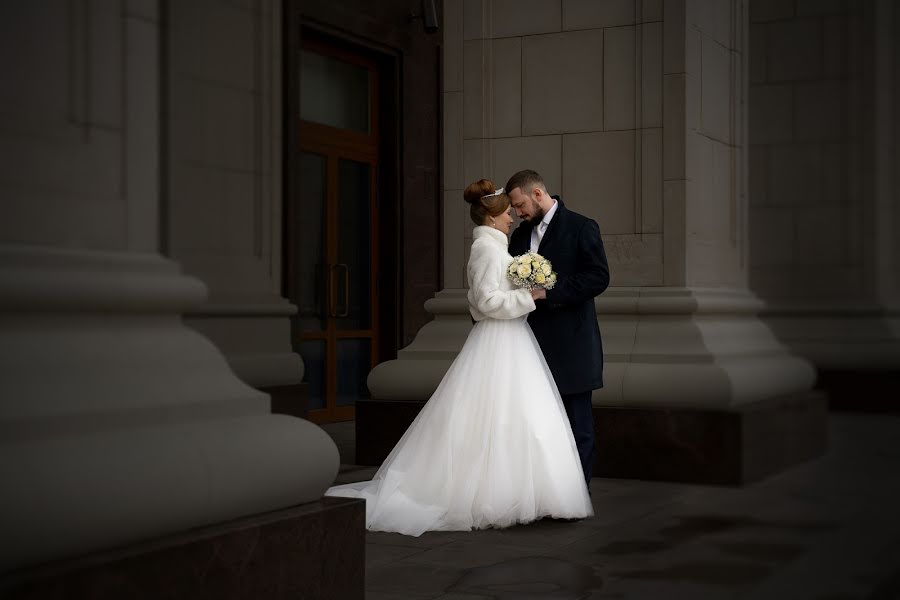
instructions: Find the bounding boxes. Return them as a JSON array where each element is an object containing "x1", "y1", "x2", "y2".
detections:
[{"x1": 505, "y1": 169, "x2": 546, "y2": 195}]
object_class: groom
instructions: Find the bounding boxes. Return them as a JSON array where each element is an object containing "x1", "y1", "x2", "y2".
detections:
[{"x1": 506, "y1": 169, "x2": 609, "y2": 485}]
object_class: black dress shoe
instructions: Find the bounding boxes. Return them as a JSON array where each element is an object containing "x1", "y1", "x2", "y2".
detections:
[{"x1": 545, "y1": 516, "x2": 583, "y2": 523}]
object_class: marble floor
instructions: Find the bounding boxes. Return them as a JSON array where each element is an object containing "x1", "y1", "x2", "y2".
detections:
[{"x1": 320, "y1": 413, "x2": 900, "y2": 600}]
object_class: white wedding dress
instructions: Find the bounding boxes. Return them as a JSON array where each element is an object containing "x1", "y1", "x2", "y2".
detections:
[{"x1": 324, "y1": 225, "x2": 593, "y2": 536}]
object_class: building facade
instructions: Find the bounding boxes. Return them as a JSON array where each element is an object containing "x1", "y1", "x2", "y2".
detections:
[{"x1": 1, "y1": 0, "x2": 897, "y2": 594}]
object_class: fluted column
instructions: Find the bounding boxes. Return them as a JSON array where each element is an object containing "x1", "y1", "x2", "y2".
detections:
[
  {"x1": 0, "y1": 1, "x2": 337, "y2": 571},
  {"x1": 165, "y1": 1, "x2": 304, "y2": 398}
]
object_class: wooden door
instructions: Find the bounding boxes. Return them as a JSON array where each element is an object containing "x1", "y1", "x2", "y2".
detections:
[{"x1": 292, "y1": 39, "x2": 379, "y2": 424}]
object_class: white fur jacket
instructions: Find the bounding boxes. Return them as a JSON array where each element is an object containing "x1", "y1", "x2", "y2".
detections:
[{"x1": 467, "y1": 225, "x2": 536, "y2": 321}]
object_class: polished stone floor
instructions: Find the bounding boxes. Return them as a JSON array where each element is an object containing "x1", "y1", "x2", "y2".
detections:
[{"x1": 321, "y1": 413, "x2": 900, "y2": 599}]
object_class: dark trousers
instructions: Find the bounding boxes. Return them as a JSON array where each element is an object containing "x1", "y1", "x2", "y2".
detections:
[{"x1": 561, "y1": 390, "x2": 595, "y2": 485}]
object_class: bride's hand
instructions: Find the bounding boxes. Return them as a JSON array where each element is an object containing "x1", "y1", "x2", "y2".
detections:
[{"x1": 531, "y1": 287, "x2": 546, "y2": 301}]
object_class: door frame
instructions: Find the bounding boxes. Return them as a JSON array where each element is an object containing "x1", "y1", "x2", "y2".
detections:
[{"x1": 283, "y1": 16, "x2": 402, "y2": 423}]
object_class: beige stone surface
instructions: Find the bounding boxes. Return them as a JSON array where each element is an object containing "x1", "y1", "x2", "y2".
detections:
[
  {"x1": 795, "y1": 0, "x2": 845, "y2": 17},
  {"x1": 443, "y1": 190, "x2": 466, "y2": 289},
  {"x1": 686, "y1": 137, "x2": 741, "y2": 287},
  {"x1": 443, "y1": 91, "x2": 464, "y2": 189},
  {"x1": 749, "y1": 206, "x2": 794, "y2": 266},
  {"x1": 750, "y1": 0, "x2": 794, "y2": 23},
  {"x1": 125, "y1": 14, "x2": 161, "y2": 253},
  {"x1": 749, "y1": 83, "x2": 792, "y2": 144},
  {"x1": 562, "y1": 130, "x2": 635, "y2": 234},
  {"x1": 172, "y1": 3, "x2": 255, "y2": 91},
  {"x1": 463, "y1": 40, "x2": 485, "y2": 139},
  {"x1": 793, "y1": 205, "x2": 845, "y2": 266},
  {"x1": 563, "y1": 0, "x2": 636, "y2": 30},
  {"x1": 642, "y1": 0, "x2": 663, "y2": 22},
  {"x1": 463, "y1": 0, "x2": 485, "y2": 40},
  {"x1": 768, "y1": 144, "x2": 823, "y2": 207},
  {"x1": 766, "y1": 19, "x2": 823, "y2": 82},
  {"x1": 749, "y1": 23, "x2": 767, "y2": 83},
  {"x1": 641, "y1": 21, "x2": 663, "y2": 128},
  {"x1": 685, "y1": 20, "x2": 702, "y2": 79},
  {"x1": 748, "y1": 144, "x2": 768, "y2": 205},
  {"x1": 490, "y1": 0, "x2": 561, "y2": 38},
  {"x1": 663, "y1": 0, "x2": 685, "y2": 74},
  {"x1": 700, "y1": 36, "x2": 733, "y2": 143},
  {"x1": 641, "y1": 128, "x2": 663, "y2": 233},
  {"x1": 604, "y1": 233, "x2": 664, "y2": 286},
  {"x1": 663, "y1": 180, "x2": 686, "y2": 285},
  {"x1": 463, "y1": 138, "x2": 488, "y2": 188},
  {"x1": 690, "y1": 0, "x2": 734, "y2": 50},
  {"x1": 604, "y1": 25, "x2": 636, "y2": 131},
  {"x1": 793, "y1": 80, "x2": 843, "y2": 143},
  {"x1": 522, "y1": 30, "x2": 604, "y2": 135},
  {"x1": 689, "y1": 158, "x2": 731, "y2": 249},
  {"x1": 491, "y1": 37, "x2": 522, "y2": 138},
  {"x1": 175, "y1": 84, "x2": 256, "y2": 170},
  {"x1": 821, "y1": 142, "x2": 844, "y2": 206},
  {"x1": 491, "y1": 135, "x2": 562, "y2": 194},
  {"x1": 715, "y1": 0, "x2": 734, "y2": 49},
  {"x1": 823, "y1": 15, "x2": 848, "y2": 79},
  {"x1": 663, "y1": 73, "x2": 686, "y2": 180}
]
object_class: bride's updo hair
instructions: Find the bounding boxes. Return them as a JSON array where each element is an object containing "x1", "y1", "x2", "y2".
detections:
[{"x1": 463, "y1": 179, "x2": 510, "y2": 225}]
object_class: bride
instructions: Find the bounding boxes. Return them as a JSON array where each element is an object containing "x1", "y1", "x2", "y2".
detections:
[{"x1": 324, "y1": 179, "x2": 593, "y2": 536}]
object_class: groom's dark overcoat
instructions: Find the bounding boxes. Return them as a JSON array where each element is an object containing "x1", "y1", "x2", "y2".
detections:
[{"x1": 509, "y1": 196, "x2": 609, "y2": 395}]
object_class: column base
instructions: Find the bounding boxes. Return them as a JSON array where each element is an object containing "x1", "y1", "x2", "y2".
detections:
[
  {"x1": 593, "y1": 391, "x2": 828, "y2": 484},
  {"x1": 0, "y1": 498, "x2": 365, "y2": 600},
  {"x1": 356, "y1": 392, "x2": 829, "y2": 485}
]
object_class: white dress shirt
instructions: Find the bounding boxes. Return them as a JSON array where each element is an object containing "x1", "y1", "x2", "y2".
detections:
[{"x1": 530, "y1": 199, "x2": 559, "y2": 253}]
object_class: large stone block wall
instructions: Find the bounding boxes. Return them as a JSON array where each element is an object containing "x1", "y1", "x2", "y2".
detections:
[
  {"x1": 748, "y1": 1, "x2": 869, "y2": 303},
  {"x1": 445, "y1": 0, "x2": 747, "y2": 290},
  {"x1": 444, "y1": 0, "x2": 668, "y2": 288}
]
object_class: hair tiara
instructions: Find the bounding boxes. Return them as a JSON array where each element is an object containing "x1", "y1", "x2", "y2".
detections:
[{"x1": 480, "y1": 187, "x2": 504, "y2": 199}]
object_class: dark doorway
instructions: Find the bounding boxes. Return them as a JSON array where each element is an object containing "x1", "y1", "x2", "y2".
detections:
[{"x1": 284, "y1": 27, "x2": 400, "y2": 424}]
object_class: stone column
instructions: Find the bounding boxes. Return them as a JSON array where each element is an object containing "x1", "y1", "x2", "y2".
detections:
[
  {"x1": 165, "y1": 1, "x2": 306, "y2": 413},
  {"x1": 748, "y1": 0, "x2": 900, "y2": 407},
  {"x1": 0, "y1": 1, "x2": 337, "y2": 571},
  {"x1": 363, "y1": 0, "x2": 823, "y2": 483}
]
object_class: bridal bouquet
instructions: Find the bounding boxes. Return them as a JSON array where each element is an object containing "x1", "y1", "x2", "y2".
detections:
[{"x1": 507, "y1": 252, "x2": 557, "y2": 290}]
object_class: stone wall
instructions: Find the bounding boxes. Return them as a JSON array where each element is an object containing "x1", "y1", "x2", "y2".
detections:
[
  {"x1": 748, "y1": 0, "x2": 867, "y2": 304},
  {"x1": 444, "y1": 0, "x2": 667, "y2": 287},
  {"x1": 747, "y1": 0, "x2": 900, "y2": 377},
  {"x1": 445, "y1": 0, "x2": 748, "y2": 289}
]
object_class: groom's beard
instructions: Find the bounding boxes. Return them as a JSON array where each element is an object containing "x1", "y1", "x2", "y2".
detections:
[{"x1": 525, "y1": 205, "x2": 545, "y2": 224}]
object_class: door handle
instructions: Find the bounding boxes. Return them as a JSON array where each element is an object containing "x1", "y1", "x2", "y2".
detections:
[
  {"x1": 336, "y1": 263, "x2": 349, "y2": 318},
  {"x1": 326, "y1": 264, "x2": 338, "y2": 318}
]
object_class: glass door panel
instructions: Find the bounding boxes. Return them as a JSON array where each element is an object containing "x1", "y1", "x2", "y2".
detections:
[
  {"x1": 297, "y1": 340, "x2": 326, "y2": 410},
  {"x1": 336, "y1": 339, "x2": 371, "y2": 407},
  {"x1": 300, "y1": 51, "x2": 371, "y2": 133},
  {"x1": 337, "y1": 159, "x2": 372, "y2": 331},
  {"x1": 297, "y1": 152, "x2": 327, "y2": 332}
]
